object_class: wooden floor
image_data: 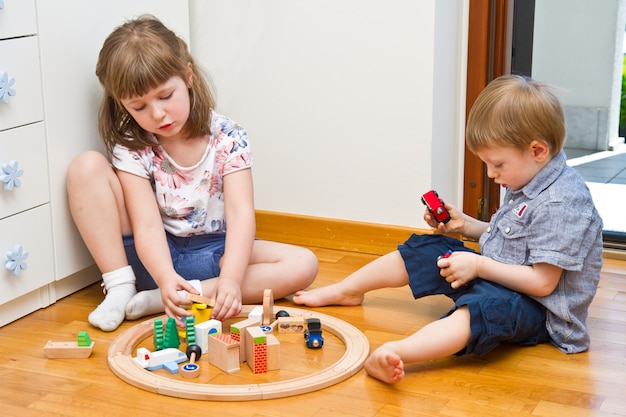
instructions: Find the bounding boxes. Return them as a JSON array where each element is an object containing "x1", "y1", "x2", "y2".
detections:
[{"x1": 1, "y1": 247, "x2": 625, "y2": 416}]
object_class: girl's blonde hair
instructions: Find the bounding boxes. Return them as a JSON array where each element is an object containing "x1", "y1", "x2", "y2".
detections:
[
  {"x1": 96, "y1": 15, "x2": 215, "y2": 155},
  {"x1": 465, "y1": 74, "x2": 565, "y2": 156}
]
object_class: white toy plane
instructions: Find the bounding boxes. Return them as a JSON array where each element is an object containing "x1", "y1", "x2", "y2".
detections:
[{"x1": 133, "y1": 347, "x2": 186, "y2": 373}]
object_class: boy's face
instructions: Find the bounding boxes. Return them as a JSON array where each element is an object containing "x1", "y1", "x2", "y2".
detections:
[{"x1": 475, "y1": 142, "x2": 550, "y2": 191}]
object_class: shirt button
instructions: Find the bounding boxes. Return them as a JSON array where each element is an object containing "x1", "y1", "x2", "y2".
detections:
[
  {"x1": 508, "y1": 199, "x2": 514, "y2": 204},
  {"x1": 487, "y1": 226, "x2": 491, "y2": 232},
  {"x1": 505, "y1": 227, "x2": 511, "y2": 234}
]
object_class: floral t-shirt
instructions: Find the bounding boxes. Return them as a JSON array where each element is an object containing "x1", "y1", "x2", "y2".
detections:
[{"x1": 112, "y1": 111, "x2": 252, "y2": 237}]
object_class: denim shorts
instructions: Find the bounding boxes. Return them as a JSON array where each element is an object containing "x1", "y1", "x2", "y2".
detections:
[
  {"x1": 398, "y1": 234, "x2": 549, "y2": 356},
  {"x1": 123, "y1": 232, "x2": 225, "y2": 291}
]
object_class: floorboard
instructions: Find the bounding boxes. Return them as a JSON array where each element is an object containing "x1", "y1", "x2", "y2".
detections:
[{"x1": 0, "y1": 249, "x2": 624, "y2": 416}]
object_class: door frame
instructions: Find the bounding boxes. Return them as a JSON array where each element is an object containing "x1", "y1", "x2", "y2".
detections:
[{"x1": 463, "y1": 0, "x2": 510, "y2": 220}]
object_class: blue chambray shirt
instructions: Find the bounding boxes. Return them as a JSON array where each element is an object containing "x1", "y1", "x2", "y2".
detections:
[{"x1": 479, "y1": 151, "x2": 603, "y2": 353}]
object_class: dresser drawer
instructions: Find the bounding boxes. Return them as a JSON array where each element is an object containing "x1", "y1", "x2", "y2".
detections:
[
  {"x1": 0, "y1": 0, "x2": 37, "y2": 40},
  {"x1": 0, "y1": 123, "x2": 49, "y2": 219},
  {"x1": 0, "y1": 205, "x2": 54, "y2": 305},
  {"x1": 0, "y1": 36, "x2": 44, "y2": 131}
]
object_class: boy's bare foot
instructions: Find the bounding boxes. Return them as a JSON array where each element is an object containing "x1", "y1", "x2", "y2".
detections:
[
  {"x1": 292, "y1": 283, "x2": 364, "y2": 307},
  {"x1": 364, "y1": 345, "x2": 405, "y2": 383}
]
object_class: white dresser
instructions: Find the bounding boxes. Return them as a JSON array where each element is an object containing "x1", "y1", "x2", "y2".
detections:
[
  {"x1": 0, "y1": 0, "x2": 57, "y2": 325},
  {"x1": 0, "y1": 0, "x2": 190, "y2": 326}
]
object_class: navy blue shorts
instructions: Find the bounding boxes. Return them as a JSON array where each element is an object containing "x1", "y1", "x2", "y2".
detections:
[
  {"x1": 123, "y1": 232, "x2": 225, "y2": 291},
  {"x1": 398, "y1": 234, "x2": 549, "y2": 356}
]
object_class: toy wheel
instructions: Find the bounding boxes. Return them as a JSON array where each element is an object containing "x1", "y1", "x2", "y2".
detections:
[
  {"x1": 186, "y1": 344, "x2": 202, "y2": 361},
  {"x1": 275, "y1": 310, "x2": 290, "y2": 319}
]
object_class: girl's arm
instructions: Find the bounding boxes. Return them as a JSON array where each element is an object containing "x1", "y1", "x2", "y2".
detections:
[
  {"x1": 116, "y1": 170, "x2": 198, "y2": 320},
  {"x1": 438, "y1": 252, "x2": 562, "y2": 296},
  {"x1": 210, "y1": 168, "x2": 256, "y2": 321}
]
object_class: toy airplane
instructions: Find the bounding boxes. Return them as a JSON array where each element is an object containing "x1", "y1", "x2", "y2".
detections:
[{"x1": 133, "y1": 347, "x2": 187, "y2": 373}]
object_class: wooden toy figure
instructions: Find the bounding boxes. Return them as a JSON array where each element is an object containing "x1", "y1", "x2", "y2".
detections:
[{"x1": 180, "y1": 344, "x2": 202, "y2": 378}]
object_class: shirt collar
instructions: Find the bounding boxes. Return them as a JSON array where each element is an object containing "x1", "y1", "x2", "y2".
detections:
[{"x1": 513, "y1": 150, "x2": 567, "y2": 199}]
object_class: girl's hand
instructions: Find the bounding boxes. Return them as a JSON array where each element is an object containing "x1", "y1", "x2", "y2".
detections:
[
  {"x1": 160, "y1": 277, "x2": 197, "y2": 325},
  {"x1": 424, "y1": 202, "x2": 466, "y2": 234},
  {"x1": 437, "y1": 251, "x2": 481, "y2": 289},
  {"x1": 209, "y1": 277, "x2": 243, "y2": 321}
]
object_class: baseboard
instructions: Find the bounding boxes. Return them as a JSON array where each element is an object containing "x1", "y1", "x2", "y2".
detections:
[
  {"x1": 51, "y1": 264, "x2": 101, "y2": 301},
  {"x1": 256, "y1": 210, "x2": 620, "y2": 260},
  {"x1": 255, "y1": 210, "x2": 476, "y2": 256}
]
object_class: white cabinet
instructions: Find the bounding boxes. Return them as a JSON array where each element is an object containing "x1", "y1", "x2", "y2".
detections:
[
  {"x1": 0, "y1": 0, "x2": 190, "y2": 326},
  {"x1": 0, "y1": 0, "x2": 54, "y2": 325}
]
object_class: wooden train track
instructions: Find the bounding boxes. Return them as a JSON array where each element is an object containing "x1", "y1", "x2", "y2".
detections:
[{"x1": 108, "y1": 305, "x2": 370, "y2": 401}]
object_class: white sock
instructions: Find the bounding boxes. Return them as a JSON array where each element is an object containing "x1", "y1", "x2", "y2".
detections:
[
  {"x1": 125, "y1": 279, "x2": 202, "y2": 320},
  {"x1": 88, "y1": 265, "x2": 136, "y2": 332}
]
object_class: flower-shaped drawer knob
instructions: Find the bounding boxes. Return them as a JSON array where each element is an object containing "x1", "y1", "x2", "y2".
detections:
[
  {"x1": 5, "y1": 244, "x2": 28, "y2": 276},
  {"x1": 0, "y1": 160, "x2": 23, "y2": 191},
  {"x1": 0, "y1": 71, "x2": 16, "y2": 104}
]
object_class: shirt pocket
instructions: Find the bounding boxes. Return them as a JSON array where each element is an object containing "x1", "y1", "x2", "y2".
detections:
[{"x1": 495, "y1": 221, "x2": 530, "y2": 264}]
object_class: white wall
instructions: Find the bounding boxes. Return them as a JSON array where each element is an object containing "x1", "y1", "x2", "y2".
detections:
[
  {"x1": 36, "y1": 1, "x2": 190, "y2": 278},
  {"x1": 190, "y1": 0, "x2": 468, "y2": 228}
]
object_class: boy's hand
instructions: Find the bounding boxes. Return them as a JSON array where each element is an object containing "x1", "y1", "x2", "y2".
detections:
[
  {"x1": 437, "y1": 251, "x2": 480, "y2": 288},
  {"x1": 424, "y1": 202, "x2": 465, "y2": 234},
  {"x1": 209, "y1": 277, "x2": 243, "y2": 321}
]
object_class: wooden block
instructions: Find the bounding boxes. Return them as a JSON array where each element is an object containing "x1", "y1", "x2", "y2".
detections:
[
  {"x1": 245, "y1": 327, "x2": 268, "y2": 374},
  {"x1": 186, "y1": 293, "x2": 216, "y2": 307},
  {"x1": 262, "y1": 289, "x2": 274, "y2": 325},
  {"x1": 243, "y1": 327, "x2": 280, "y2": 373},
  {"x1": 266, "y1": 333, "x2": 280, "y2": 371},
  {"x1": 248, "y1": 305, "x2": 263, "y2": 323},
  {"x1": 276, "y1": 316, "x2": 305, "y2": 333},
  {"x1": 207, "y1": 333, "x2": 240, "y2": 374},
  {"x1": 189, "y1": 302, "x2": 213, "y2": 324},
  {"x1": 195, "y1": 319, "x2": 222, "y2": 354},
  {"x1": 44, "y1": 341, "x2": 95, "y2": 359},
  {"x1": 229, "y1": 317, "x2": 260, "y2": 362}
]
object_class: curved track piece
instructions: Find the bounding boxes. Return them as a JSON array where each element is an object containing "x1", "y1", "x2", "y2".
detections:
[{"x1": 108, "y1": 305, "x2": 369, "y2": 401}]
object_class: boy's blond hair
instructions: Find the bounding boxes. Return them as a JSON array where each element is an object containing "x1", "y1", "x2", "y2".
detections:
[
  {"x1": 465, "y1": 75, "x2": 565, "y2": 156},
  {"x1": 96, "y1": 15, "x2": 216, "y2": 156}
]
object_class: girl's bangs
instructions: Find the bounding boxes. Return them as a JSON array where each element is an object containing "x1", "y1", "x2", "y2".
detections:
[{"x1": 114, "y1": 49, "x2": 179, "y2": 100}]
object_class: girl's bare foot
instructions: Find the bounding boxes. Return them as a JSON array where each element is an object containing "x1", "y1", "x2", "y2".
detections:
[
  {"x1": 364, "y1": 345, "x2": 405, "y2": 383},
  {"x1": 292, "y1": 283, "x2": 364, "y2": 307}
]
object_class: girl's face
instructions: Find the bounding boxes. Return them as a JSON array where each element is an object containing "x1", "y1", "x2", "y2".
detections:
[
  {"x1": 475, "y1": 142, "x2": 550, "y2": 191},
  {"x1": 120, "y1": 75, "x2": 191, "y2": 142}
]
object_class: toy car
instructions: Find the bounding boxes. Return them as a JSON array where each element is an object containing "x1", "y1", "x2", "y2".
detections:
[
  {"x1": 304, "y1": 318, "x2": 324, "y2": 349},
  {"x1": 437, "y1": 249, "x2": 453, "y2": 262},
  {"x1": 421, "y1": 190, "x2": 451, "y2": 224}
]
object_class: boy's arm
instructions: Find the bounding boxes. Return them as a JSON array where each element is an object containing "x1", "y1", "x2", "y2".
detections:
[
  {"x1": 426, "y1": 202, "x2": 489, "y2": 240},
  {"x1": 458, "y1": 213, "x2": 489, "y2": 241},
  {"x1": 439, "y1": 253, "x2": 562, "y2": 297}
]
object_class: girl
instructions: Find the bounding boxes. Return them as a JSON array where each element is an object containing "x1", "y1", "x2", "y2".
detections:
[{"x1": 67, "y1": 15, "x2": 318, "y2": 332}]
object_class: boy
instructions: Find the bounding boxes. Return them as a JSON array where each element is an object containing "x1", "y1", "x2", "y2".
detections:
[{"x1": 293, "y1": 75, "x2": 603, "y2": 383}]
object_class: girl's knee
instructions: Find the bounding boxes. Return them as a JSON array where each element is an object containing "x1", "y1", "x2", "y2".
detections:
[
  {"x1": 296, "y1": 248, "x2": 319, "y2": 285},
  {"x1": 68, "y1": 151, "x2": 108, "y2": 177},
  {"x1": 67, "y1": 151, "x2": 110, "y2": 188}
]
